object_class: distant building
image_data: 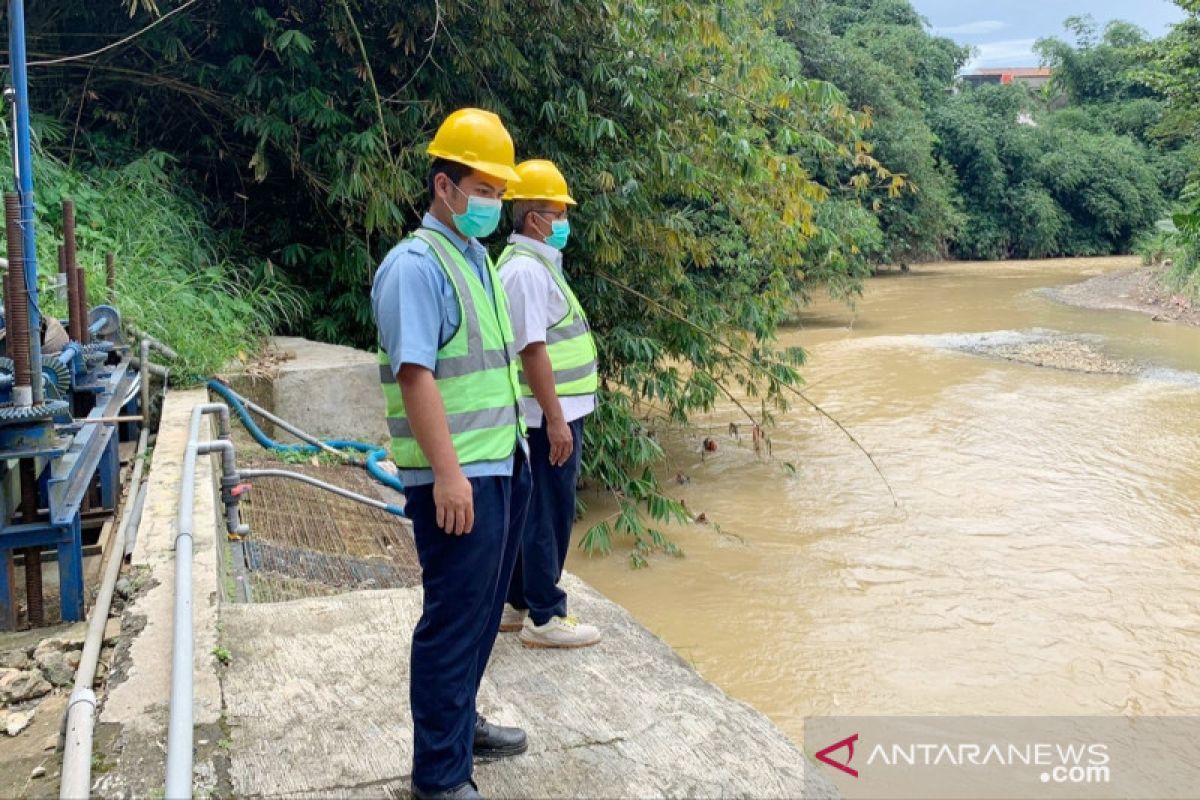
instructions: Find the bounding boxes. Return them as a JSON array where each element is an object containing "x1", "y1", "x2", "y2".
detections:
[{"x1": 961, "y1": 67, "x2": 1053, "y2": 90}]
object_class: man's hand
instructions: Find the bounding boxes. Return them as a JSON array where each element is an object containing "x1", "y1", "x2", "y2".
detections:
[
  {"x1": 518, "y1": 343, "x2": 573, "y2": 468},
  {"x1": 434, "y1": 469, "x2": 475, "y2": 535},
  {"x1": 397, "y1": 363, "x2": 474, "y2": 535},
  {"x1": 547, "y1": 416, "x2": 573, "y2": 467}
]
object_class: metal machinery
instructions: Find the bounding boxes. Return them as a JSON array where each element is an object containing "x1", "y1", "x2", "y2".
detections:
[{"x1": 0, "y1": 0, "x2": 142, "y2": 629}]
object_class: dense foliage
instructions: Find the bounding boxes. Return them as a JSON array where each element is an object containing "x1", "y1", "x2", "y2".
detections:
[
  {"x1": 929, "y1": 84, "x2": 1165, "y2": 259},
  {"x1": 1139, "y1": 0, "x2": 1200, "y2": 296},
  {"x1": 779, "y1": 0, "x2": 967, "y2": 261}
]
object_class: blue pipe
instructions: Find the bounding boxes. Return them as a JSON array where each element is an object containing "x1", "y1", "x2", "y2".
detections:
[
  {"x1": 205, "y1": 380, "x2": 405, "y2": 514},
  {"x1": 8, "y1": 0, "x2": 43, "y2": 403}
]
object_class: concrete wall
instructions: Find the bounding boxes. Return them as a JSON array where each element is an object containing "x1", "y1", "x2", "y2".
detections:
[{"x1": 227, "y1": 337, "x2": 388, "y2": 445}]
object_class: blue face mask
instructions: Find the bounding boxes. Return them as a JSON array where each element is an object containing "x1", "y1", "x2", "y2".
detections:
[
  {"x1": 536, "y1": 214, "x2": 571, "y2": 250},
  {"x1": 446, "y1": 183, "x2": 502, "y2": 239}
]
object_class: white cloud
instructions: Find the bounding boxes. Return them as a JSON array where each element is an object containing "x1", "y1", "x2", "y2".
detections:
[
  {"x1": 934, "y1": 20, "x2": 1009, "y2": 35},
  {"x1": 964, "y1": 38, "x2": 1040, "y2": 70}
]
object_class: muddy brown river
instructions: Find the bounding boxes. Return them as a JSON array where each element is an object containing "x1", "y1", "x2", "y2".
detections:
[{"x1": 567, "y1": 257, "x2": 1200, "y2": 744}]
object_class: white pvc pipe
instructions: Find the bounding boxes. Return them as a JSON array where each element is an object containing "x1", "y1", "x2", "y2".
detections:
[
  {"x1": 165, "y1": 404, "x2": 231, "y2": 800},
  {"x1": 60, "y1": 425, "x2": 151, "y2": 799}
]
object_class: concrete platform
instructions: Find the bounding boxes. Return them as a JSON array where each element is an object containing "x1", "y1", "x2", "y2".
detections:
[{"x1": 221, "y1": 574, "x2": 826, "y2": 799}]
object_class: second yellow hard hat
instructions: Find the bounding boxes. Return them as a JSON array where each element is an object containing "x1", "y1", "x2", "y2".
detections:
[
  {"x1": 503, "y1": 159, "x2": 577, "y2": 205},
  {"x1": 426, "y1": 108, "x2": 521, "y2": 183}
]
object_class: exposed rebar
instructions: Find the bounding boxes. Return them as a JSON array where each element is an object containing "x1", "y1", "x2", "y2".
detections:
[
  {"x1": 5, "y1": 193, "x2": 33, "y2": 396},
  {"x1": 20, "y1": 459, "x2": 43, "y2": 626},
  {"x1": 76, "y1": 261, "x2": 91, "y2": 345}
]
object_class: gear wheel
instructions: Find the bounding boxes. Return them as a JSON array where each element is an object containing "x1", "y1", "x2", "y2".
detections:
[
  {"x1": 0, "y1": 356, "x2": 14, "y2": 375},
  {"x1": 42, "y1": 359, "x2": 71, "y2": 393},
  {"x1": 0, "y1": 399, "x2": 70, "y2": 422}
]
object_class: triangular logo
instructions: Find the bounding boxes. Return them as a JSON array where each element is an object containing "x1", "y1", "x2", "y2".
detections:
[{"x1": 815, "y1": 733, "x2": 860, "y2": 778}]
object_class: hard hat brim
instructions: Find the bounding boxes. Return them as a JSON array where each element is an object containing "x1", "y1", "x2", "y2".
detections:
[
  {"x1": 427, "y1": 147, "x2": 521, "y2": 183},
  {"x1": 502, "y1": 190, "x2": 578, "y2": 205}
]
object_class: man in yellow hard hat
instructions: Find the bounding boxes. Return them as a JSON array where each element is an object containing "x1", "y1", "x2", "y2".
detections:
[
  {"x1": 371, "y1": 108, "x2": 530, "y2": 800},
  {"x1": 494, "y1": 160, "x2": 601, "y2": 649}
]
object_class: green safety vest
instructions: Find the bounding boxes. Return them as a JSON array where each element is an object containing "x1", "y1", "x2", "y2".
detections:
[
  {"x1": 496, "y1": 243, "x2": 599, "y2": 398},
  {"x1": 378, "y1": 229, "x2": 525, "y2": 469}
]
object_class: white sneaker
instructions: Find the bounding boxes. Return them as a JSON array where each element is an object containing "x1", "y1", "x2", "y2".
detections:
[
  {"x1": 518, "y1": 615, "x2": 601, "y2": 649},
  {"x1": 499, "y1": 604, "x2": 527, "y2": 633}
]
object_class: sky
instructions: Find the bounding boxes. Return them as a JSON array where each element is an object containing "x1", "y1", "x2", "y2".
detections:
[{"x1": 909, "y1": 0, "x2": 1186, "y2": 71}]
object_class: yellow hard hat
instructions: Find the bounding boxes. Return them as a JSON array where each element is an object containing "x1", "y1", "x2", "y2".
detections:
[
  {"x1": 426, "y1": 108, "x2": 521, "y2": 183},
  {"x1": 503, "y1": 159, "x2": 577, "y2": 205}
]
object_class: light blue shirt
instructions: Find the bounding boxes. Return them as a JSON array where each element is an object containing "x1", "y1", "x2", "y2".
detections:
[{"x1": 370, "y1": 212, "x2": 520, "y2": 487}]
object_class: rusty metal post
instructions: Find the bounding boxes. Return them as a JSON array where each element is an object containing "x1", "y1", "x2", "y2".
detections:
[
  {"x1": 19, "y1": 460, "x2": 42, "y2": 626},
  {"x1": 63, "y1": 199, "x2": 83, "y2": 345},
  {"x1": 105, "y1": 252, "x2": 115, "y2": 302},
  {"x1": 76, "y1": 262, "x2": 91, "y2": 345},
  {"x1": 5, "y1": 193, "x2": 32, "y2": 398},
  {"x1": 58, "y1": 244, "x2": 67, "y2": 304}
]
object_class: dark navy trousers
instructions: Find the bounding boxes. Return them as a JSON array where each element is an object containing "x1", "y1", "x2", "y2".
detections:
[
  {"x1": 506, "y1": 418, "x2": 584, "y2": 626},
  {"x1": 405, "y1": 448, "x2": 530, "y2": 792}
]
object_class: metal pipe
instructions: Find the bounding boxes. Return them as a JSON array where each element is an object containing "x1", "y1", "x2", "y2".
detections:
[
  {"x1": 8, "y1": 0, "x2": 43, "y2": 400},
  {"x1": 105, "y1": 252, "x2": 115, "y2": 301},
  {"x1": 216, "y1": 383, "x2": 356, "y2": 464},
  {"x1": 76, "y1": 260, "x2": 91, "y2": 345},
  {"x1": 73, "y1": 416, "x2": 145, "y2": 425},
  {"x1": 165, "y1": 403, "x2": 237, "y2": 800},
  {"x1": 238, "y1": 468, "x2": 404, "y2": 515},
  {"x1": 60, "y1": 426, "x2": 150, "y2": 799},
  {"x1": 63, "y1": 200, "x2": 83, "y2": 346},
  {"x1": 130, "y1": 357, "x2": 169, "y2": 379},
  {"x1": 57, "y1": 245, "x2": 67, "y2": 303},
  {"x1": 20, "y1": 459, "x2": 42, "y2": 626},
  {"x1": 140, "y1": 340, "x2": 150, "y2": 428},
  {"x1": 128, "y1": 327, "x2": 179, "y2": 361}
]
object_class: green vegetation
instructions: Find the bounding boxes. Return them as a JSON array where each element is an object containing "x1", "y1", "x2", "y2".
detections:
[
  {"x1": 1140, "y1": 0, "x2": 1200, "y2": 296},
  {"x1": 1, "y1": 129, "x2": 302, "y2": 383},
  {"x1": 780, "y1": 0, "x2": 968, "y2": 262},
  {"x1": 11, "y1": 0, "x2": 1199, "y2": 557},
  {"x1": 930, "y1": 83, "x2": 1165, "y2": 258},
  {"x1": 212, "y1": 645, "x2": 232, "y2": 666}
]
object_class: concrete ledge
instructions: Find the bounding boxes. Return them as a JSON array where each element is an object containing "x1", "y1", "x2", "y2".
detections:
[
  {"x1": 96, "y1": 389, "x2": 226, "y2": 798},
  {"x1": 221, "y1": 574, "x2": 829, "y2": 799}
]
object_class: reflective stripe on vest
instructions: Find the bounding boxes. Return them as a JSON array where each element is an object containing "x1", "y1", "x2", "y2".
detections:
[
  {"x1": 378, "y1": 229, "x2": 524, "y2": 469},
  {"x1": 497, "y1": 243, "x2": 599, "y2": 398}
]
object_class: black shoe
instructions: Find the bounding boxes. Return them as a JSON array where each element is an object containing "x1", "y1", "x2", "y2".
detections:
[
  {"x1": 473, "y1": 715, "x2": 528, "y2": 759},
  {"x1": 411, "y1": 779, "x2": 482, "y2": 800}
]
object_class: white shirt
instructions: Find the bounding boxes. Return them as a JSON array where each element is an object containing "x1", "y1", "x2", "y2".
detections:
[{"x1": 498, "y1": 234, "x2": 597, "y2": 428}]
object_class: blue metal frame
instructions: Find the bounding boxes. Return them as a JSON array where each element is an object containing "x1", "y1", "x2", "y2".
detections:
[
  {"x1": 0, "y1": 360, "x2": 134, "y2": 626},
  {"x1": 0, "y1": 1, "x2": 140, "y2": 629}
]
